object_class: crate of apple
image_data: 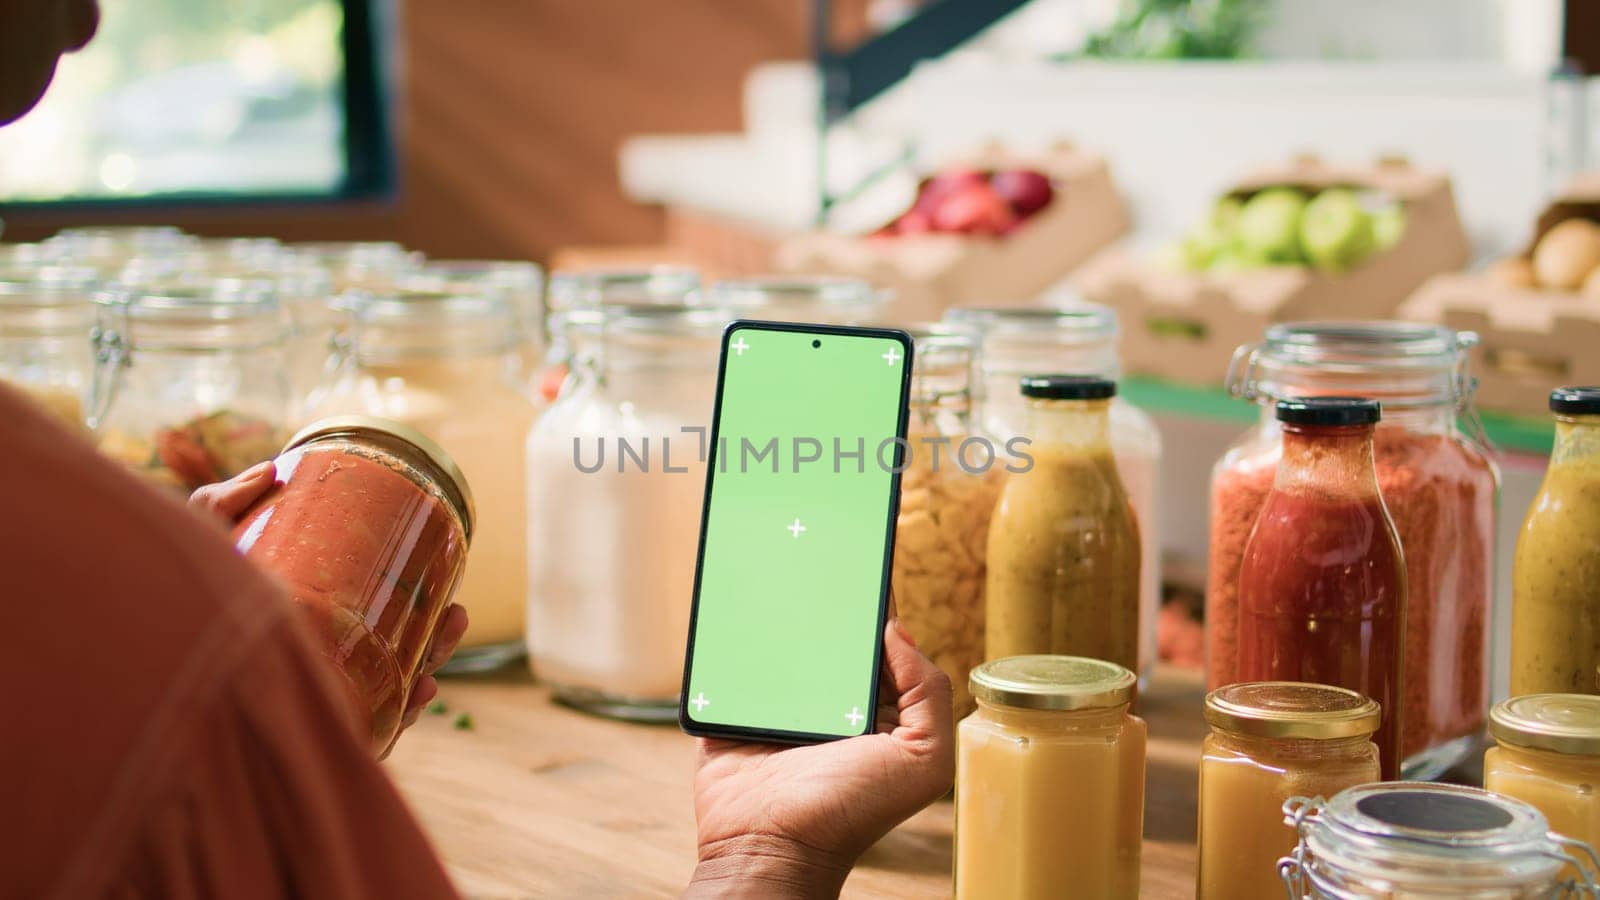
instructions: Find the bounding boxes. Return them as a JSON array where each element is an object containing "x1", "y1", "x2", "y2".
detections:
[
  {"x1": 876, "y1": 168, "x2": 1056, "y2": 239},
  {"x1": 1160, "y1": 186, "x2": 1406, "y2": 274}
]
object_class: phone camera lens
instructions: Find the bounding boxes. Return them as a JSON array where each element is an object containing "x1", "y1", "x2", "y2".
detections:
[{"x1": 812, "y1": 339, "x2": 821, "y2": 348}]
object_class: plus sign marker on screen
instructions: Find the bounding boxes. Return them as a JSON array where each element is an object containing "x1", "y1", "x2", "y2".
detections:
[{"x1": 681, "y1": 321, "x2": 912, "y2": 742}]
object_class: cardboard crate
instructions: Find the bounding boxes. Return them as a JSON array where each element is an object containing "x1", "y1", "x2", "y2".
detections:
[
  {"x1": 1076, "y1": 156, "x2": 1471, "y2": 386},
  {"x1": 1400, "y1": 174, "x2": 1600, "y2": 418},
  {"x1": 774, "y1": 143, "x2": 1130, "y2": 324}
]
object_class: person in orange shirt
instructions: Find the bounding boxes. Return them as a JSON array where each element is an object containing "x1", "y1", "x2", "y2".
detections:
[{"x1": 0, "y1": 9, "x2": 955, "y2": 899}]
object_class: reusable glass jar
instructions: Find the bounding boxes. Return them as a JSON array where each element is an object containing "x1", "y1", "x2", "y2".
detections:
[
  {"x1": 1511, "y1": 388, "x2": 1600, "y2": 695},
  {"x1": 1211, "y1": 322, "x2": 1498, "y2": 780},
  {"x1": 538, "y1": 268, "x2": 701, "y2": 402},
  {"x1": 955, "y1": 655, "x2": 1145, "y2": 900},
  {"x1": 892, "y1": 326, "x2": 1003, "y2": 719},
  {"x1": 944, "y1": 304, "x2": 1162, "y2": 680},
  {"x1": 0, "y1": 264, "x2": 99, "y2": 428},
  {"x1": 310, "y1": 288, "x2": 534, "y2": 671},
  {"x1": 1486, "y1": 694, "x2": 1600, "y2": 852},
  {"x1": 705, "y1": 276, "x2": 886, "y2": 325},
  {"x1": 52, "y1": 225, "x2": 195, "y2": 270},
  {"x1": 91, "y1": 280, "x2": 291, "y2": 492},
  {"x1": 292, "y1": 241, "x2": 421, "y2": 293},
  {"x1": 985, "y1": 376, "x2": 1140, "y2": 675},
  {"x1": 1197, "y1": 682, "x2": 1382, "y2": 900},
  {"x1": 234, "y1": 417, "x2": 473, "y2": 757},
  {"x1": 402, "y1": 260, "x2": 546, "y2": 370},
  {"x1": 526, "y1": 302, "x2": 732, "y2": 720},
  {"x1": 1280, "y1": 783, "x2": 1600, "y2": 898}
]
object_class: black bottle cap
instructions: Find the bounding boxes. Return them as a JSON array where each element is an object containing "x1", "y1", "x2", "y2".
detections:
[
  {"x1": 1275, "y1": 396, "x2": 1381, "y2": 426},
  {"x1": 1019, "y1": 375, "x2": 1117, "y2": 400},
  {"x1": 1551, "y1": 387, "x2": 1600, "y2": 416}
]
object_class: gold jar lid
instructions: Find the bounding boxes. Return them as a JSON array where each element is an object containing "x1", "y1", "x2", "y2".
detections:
[
  {"x1": 1205, "y1": 682, "x2": 1381, "y2": 740},
  {"x1": 970, "y1": 655, "x2": 1136, "y2": 711},
  {"x1": 284, "y1": 416, "x2": 475, "y2": 540},
  {"x1": 1490, "y1": 694, "x2": 1600, "y2": 757}
]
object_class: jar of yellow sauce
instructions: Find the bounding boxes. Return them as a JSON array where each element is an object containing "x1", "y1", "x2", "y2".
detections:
[
  {"x1": 955, "y1": 655, "x2": 1145, "y2": 900},
  {"x1": 1197, "y1": 682, "x2": 1381, "y2": 900},
  {"x1": 1485, "y1": 693, "x2": 1600, "y2": 852}
]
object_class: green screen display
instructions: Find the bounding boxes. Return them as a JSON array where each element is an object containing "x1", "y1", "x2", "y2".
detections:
[{"x1": 683, "y1": 323, "x2": 910, "y2": 739}]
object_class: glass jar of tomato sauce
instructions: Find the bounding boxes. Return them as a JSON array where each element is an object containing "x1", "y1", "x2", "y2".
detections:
[
  {"x1": 234, "y1": 417, "x2": 473, "y2": 757},
  {"x1": 1486, "y1": 694, "x2": 1600, "y2": 854},
  {"x1": 944, "y1": 304, "x2": 1163, "y2": 682},
  {"x1": 1236, "y1": 397, "x2": 1406, "y2": 779},
  {"x1": 1280, "y1": 783, "x2": 1600, "y2": 898},
  {"x1": 1198, "y1": 682, "x2": 1381, "y2": 900},
  {"x1": 1211, "y1": 322, "x2": 1497, "y2": 780},
  {"x1": 310, "y1": 288, "x2": 535, "y2": 672},
  {"x1": 956, "y1": 655, "x2": 1145, "y2": 899},
  {"x1": 91, "y1": 279, "x2": 292, "y2": 492}
]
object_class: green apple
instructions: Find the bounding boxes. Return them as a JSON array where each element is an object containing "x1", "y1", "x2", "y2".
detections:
[
  {"x1": 1300, "y1": 188, "x2": 1376, "y2": 272},
  {"x1": 1237, "y1": 188, "x2": 1308, "y2": 265},
  {"x1": 1211, "y1": 195, "x2": 1245, "y2": 235},
  {"x1": 1208, "y1": 248, "x2": 1254, "y2": 273},
  {"x1": 1371, "y1": 202, "x2": 1406, "y2": 251}
]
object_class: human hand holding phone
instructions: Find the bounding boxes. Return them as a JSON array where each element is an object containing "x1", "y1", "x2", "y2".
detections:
[{"x1": 685, "y1": 617, "x2": 954, "y2": 899}]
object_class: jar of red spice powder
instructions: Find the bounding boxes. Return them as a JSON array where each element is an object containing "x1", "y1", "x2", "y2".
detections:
[{"x1": 1207, "y1": 322, "x2": 1497, "y2": 780}]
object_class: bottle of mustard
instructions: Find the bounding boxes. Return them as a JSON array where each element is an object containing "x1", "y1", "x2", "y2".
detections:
[
  {"x1": 1511, "y1": 387, "x2": 1600, "y2": 695},
  {"x1": 984, "y1": 375, "x2": 1140, "y2": 672}
]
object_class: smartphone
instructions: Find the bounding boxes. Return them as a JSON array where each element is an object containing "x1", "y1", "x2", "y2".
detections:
[{"x1": 680, "y1": 320, "x2": 913, "y2": 743}]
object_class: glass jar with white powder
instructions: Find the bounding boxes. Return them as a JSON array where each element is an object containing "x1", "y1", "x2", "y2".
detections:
[{"x1": 526, "y1": 302, "x2": 733, "y2": 720}]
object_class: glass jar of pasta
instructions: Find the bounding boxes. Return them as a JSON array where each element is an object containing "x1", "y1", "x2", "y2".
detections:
[
  {"x1": 1212, "y1": 322, "x2": 1498, "y2": 780},
  {"x1": 894, "y1": 326, "x2": 1003, "y2": 719},
  {"x1": 310, "y1": 288, "x2": 535, "y2": 672},
  {"x1": 526, "y1": 302, "x2": 732, "y2": 720},
  {"x1": 92, "y1": 280, "x2": 291, "y2": 492},
  {"x1": 944, "y1": 304, "x2": 1162, "y2": 681},
  {"x1": 0, "y1": 264, "x2": 99, "y2": 428}
]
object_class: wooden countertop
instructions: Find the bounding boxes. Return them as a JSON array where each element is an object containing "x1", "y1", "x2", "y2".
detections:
[{"x1": 386, "y1": 667, "x2": 1208, "y2": 899}]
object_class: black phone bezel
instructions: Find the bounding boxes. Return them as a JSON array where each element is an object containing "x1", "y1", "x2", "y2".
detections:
[{"x1": 678, "y1": 319, "x2": 914, "y2": 744}]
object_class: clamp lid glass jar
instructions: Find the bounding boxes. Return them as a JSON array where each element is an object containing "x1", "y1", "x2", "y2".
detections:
[
  {"x1": 311, "y1": 287, "x2": 534, "y2": 671},
  {"x1": 705, "y1": 276, "x2": 885, "y2": 325},
  {"x1": 1209, "y1": 320, "x2": 1498, "y2": 780},
  {"x1": 956, "y1": 656, "x2": 1146, "y2": 900},
  {"x1": 893, "y1": 326, "x2": 1003, "y2": 719},
  {"x1": 526, "y1": 301, "x2": 732, "y2": 720},
  {"x1": 1281, "y1": 782, "x2": 1600, "y2": 898},
  {"x1": 0, "y1": 264, "x2": 99, "y2": 427},
  {"x1": 1486, "y1": 694, "x2": 1600, "y2": 853},
  {"x1": 91, "y1": 279, "x2": 291, "y2": 491},
  {"x1": 945, "y1": 303, "x2": 1163, "y2": 680},
  {"x1": 233, "y1": 416, "x2": 474, "y2": 758}
]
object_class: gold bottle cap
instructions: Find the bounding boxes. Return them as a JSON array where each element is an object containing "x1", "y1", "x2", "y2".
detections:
[
  {"x1": 1205, "y1": 682, "x2": 1381, "y2": 740},
  {"x1": 284, "y1": 415, "x2": 475, "y2": 540},
  {"x1": 1490, "y1": 694, "x2": 1600, "y2": 757},
  {"x1": 969, "y1": 655, "x2": 1136, "y2": 711}
]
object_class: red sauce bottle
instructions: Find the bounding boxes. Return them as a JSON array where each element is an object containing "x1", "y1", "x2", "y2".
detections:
[{"x1": 1235, "y1": 397, "x2": 1406, "y2": 778}]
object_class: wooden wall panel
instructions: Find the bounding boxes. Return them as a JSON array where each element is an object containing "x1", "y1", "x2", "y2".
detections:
[{"x1": 1, "y1": 0, "x2": 865, "y2": 263}]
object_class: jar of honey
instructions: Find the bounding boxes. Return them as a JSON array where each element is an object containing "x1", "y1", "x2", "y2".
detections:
[
  {"x1": 1486, "y1": 693, "x2": 1600, "y2": 853},
  {"x1": 1198, "y1": 682, "x2": 1381, "y2": 900},
  {"x1": 955, "y1": 655, "x2": 1145, "y2": 899}
]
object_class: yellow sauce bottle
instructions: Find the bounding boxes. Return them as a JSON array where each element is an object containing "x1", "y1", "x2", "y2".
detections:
[
  {"x1": 1197, "y1": 682, "x2": 1381, "y2": 900},
  {"x1": 1485, "y1": 693, "x2": 1600, "y2": 851},
  {"x1": 955, "y1": 655, "x2": 1145, "y2": 899},
  {"x1": 1511, "y1": 387, "x2": 1600, "y2": 695}
]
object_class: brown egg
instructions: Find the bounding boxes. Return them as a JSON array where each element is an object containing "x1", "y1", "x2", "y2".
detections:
[
  {"x1": 1486, "y1": 256, "x2": 1537, "y2": 289},
  {"x1": 1533, "y1": 218, "x2": 1600, "y2": 290}
]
